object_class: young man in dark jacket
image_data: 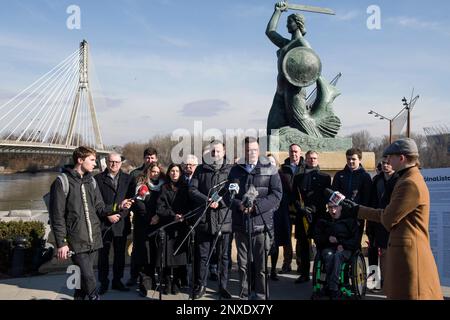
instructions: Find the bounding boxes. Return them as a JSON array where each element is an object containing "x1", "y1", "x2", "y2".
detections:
[
  {"x1": 229, "y1": 137, "x2": 282, "y2": 300},
  {"x1": 190, "y1": 141, "x2": 233, "y2": 299},
  {"x1": 332, "y1": 148, "x2": 372, "y2": 242},
  {"x1": 314, "y1": 203, "x2": 359, "y2": 299},
  {"x1": 95, "y1": 152, "x2": 133, "y2": 294},
  {"x1": 49, "y1": 147, "x2": 132, "y2": 300}
]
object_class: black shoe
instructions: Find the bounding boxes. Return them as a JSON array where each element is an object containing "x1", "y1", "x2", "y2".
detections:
[
  {"x1": 98, "y1": 284, "x2": 109, "y2": 295},
  {"x1": 126, "y1": 277, "x2": 137, "y2": 287},
  {"x1": 219, "y1": 287, "x2": 232, "y2": 299},
  {"x1": 270, "y1": 272, "x2": 279, "y2": 281},
  {"x1": 171, "y1": 282, "x2": 180, "y2": 295},
  {"x1": 193, "y1": 286, "x2": 206, "y2": 299},
  {"x1": 330, "y1": 290, "x2": 343, "y2": 300},
  {"x1": 74, "y1": 289, "x2": 86, "y2": 300},
  {"x1": 138, "y1": 284, "x2": 147, "y2": 297},
  {"x1": 209, "y1": 272, "x2": 219, "y2": 281},
  {"x1": 294, "y1": 275, "x2": 310, "y2": 284},
  {"x1": 112, "y1": 280, "x2": 130, "y2": 292},
  {"x1": 279, "y1": 264, "x2": 292, "y2": 274}
]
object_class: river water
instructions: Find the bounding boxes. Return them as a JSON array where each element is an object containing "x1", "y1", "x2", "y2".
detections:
[{"x1": 0, "y1": 173, "x2": 58, "y2": 211}]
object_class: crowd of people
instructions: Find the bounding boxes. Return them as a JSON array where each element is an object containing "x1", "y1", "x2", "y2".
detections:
[{"x1": 48, "y1": 137, "x2": 442, "y2": 300}]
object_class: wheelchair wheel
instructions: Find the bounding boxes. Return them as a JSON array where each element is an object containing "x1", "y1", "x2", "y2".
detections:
[
  {"x1": 350, "y1": 251, "x2": 367, "y2": 299},
  {"x1": 311, "y1": 256, "x2": 327, "y2": 299}
]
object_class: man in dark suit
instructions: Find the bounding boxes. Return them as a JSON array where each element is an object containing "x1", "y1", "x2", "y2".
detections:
[
  {"x1": 292, "y1": 150, "x2": 331, "y2": 283},
  {"x1": 95, "y1": 152, "x2": 133, "y2": 294}
]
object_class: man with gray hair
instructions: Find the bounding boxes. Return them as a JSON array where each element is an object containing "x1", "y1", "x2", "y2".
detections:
[{"x1": 342, "y1": 138, "x2": 443, "y2": 299}]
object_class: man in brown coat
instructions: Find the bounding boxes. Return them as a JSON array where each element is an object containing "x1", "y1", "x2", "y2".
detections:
[{"x1": 342, "y1": 138, "x2": 443, "y2": 300}]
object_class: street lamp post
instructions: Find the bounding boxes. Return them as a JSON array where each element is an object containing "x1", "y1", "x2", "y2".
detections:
[{"x1": 368, "y1": 110, "x2": 393, "y2": 143}]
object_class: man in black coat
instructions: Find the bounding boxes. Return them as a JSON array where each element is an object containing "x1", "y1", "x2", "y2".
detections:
[
  {"x1": 331, "y1": 148, "x2": 372, "y2": 242},
  {"x1": 273, "y1": 144, "x2": 304, "y2": 278},
  {"x1": 292, "y1": 150, "x2": 331, "y2": 283},
  {"x1": 49, "y1": 147, "x2": 132, "y2": 300},
  {"x1": 189, "y1": 141, "x2": 233, "y2": 299},
  {"x1": 229, "y1": 137, "x2": 282, "y2": 300},
  {"x1": 95, "y1": 152, "x2": 133, "y2": 294}
]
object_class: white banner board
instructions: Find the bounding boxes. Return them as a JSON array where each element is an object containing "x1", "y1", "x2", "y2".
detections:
[{"x1": 422, "y1": 168, "x2": 450, "y2": 287}]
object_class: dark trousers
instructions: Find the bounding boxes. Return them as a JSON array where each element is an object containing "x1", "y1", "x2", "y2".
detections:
[
  {"x1": 195, "y1": 232, "x2": 230, "y2": 289},
  {"x1": 72, "y1": 251, "x2": 98, "y2": 299},
  {"x1": 321, "y1": 248, "x2": 352, "y2": 292},
  {"x1": 235, "y1": 230, "x2": 271, "y2": 300},
  {"x1": 130, "y1": 227, "x2": 148, "y2": 280},
  {"x1": 295, "y1": 220, "x2": 311, "y2": 278},
  {"x1": 98, "y1": 234, "x2": 127, "y2": 285}
]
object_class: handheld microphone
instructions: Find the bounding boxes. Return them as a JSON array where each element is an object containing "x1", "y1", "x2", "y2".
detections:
[
  {"x1": 228, "y1": 179, "x2": 240, "y2": 196},
  {"x1": 242, "y1": 184, "x2": 259, "y2": 209},
  {"x1": 324, "y1": 188, "x2": 346, "y2": 206},
  {"x1": 134, "y1": 184, "x2": 150, "y2": 201}
]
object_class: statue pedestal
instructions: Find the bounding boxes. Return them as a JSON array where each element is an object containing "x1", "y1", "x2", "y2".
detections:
[
  {"x1": 268, "y1": 151, "x2": 376, "y2": 175},
  {"x1": 269, "y1": 127, "x2": 352, "y2": 152}
]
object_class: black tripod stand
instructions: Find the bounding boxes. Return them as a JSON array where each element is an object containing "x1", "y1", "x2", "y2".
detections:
[{"x1": 173, "y1": 182, "x2": 229, "y2": 300}]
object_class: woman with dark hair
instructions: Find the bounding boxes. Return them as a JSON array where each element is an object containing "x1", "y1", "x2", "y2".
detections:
[
  {"x1": 156, "y1": 163, "x2": 190, "y2": 295},
  {"x1": 131, "y1": 162, "x2": 166, "y2": 296}
]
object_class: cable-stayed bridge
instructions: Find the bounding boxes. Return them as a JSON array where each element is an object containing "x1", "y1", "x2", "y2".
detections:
[{"x1": 0, "y1": 40, "x2": 109, "y2": 156}]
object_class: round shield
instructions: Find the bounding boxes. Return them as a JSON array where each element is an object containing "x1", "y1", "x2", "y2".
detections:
[{"x1": 282, "y1": 47, "x2": 322, "y2": 87}]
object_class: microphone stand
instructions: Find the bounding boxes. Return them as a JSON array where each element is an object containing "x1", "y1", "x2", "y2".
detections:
[
  {"x1": 204, "y1": 191, "x2": 236, "y2": 299},
  {"x1": 172, "y1": 183, "x2": 228, "y2": 300},
  {"x1": 147, "y1": 204, "x2": 205, "y2": 300},
  {"x1": 246, "y1": 209, "x2": 253, "y2": 300},
  {"x1": 256, "y1": 203, "x2": 273, "y2": 301}
]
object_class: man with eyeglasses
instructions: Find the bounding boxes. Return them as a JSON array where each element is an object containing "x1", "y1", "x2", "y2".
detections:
[{"x1": 95, "y1": 152, "x2": 133, "y2": 294}]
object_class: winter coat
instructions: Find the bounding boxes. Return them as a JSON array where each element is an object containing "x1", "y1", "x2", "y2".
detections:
[
  {"x1": 228, "y1": 158, "x2": 282, "y2": 235},
  {"x1": 292, "y1": 166, "x2": 331, "y2": 238},
  {"x1": 49, "y1": 168, "x2": 108, "y2": 254},
  {"x1": 94, "y1": 170, "x2": 133, "y2": 237},
  {"x1": 313, "y1": 214, "x2": 360, "y2": 252},
  {"x1": 332, "y1": 165, "x2": 372, "y2": 206},
  {"x1": 358, "y1": 166, "x2": 443, "y2": 300},
  {"x1": 156, "y1": 181, "x2": 190, "y2": 267},
  {"x1": 273, "y1": 158, "x2": 304, "y2": 246},
  {"x1": 189, "y1": 162, "x2": 233, "y2": 235}
]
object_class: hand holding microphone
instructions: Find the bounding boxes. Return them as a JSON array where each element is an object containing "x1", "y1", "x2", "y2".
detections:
[{"x1": 324, "y1": 188, "x2": 359, "y2": 217}]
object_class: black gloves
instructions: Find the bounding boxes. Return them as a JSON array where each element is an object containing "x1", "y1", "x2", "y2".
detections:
[
  {"x1": 340, "y1": 199, "x2": 359, "y2": 218},
  {"x1": 299, "y1": 205, "x2": 316, "y2": 224}
]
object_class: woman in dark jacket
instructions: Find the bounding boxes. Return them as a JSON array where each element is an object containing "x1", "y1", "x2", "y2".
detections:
[
  {"x1": 132, "y1": 162, "x2": 166, "y2": 296},
  {"x1": 156, "y1": 163, "x2": 190, "y2": 295}
]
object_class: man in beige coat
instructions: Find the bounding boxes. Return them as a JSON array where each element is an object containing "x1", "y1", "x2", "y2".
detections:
[{"x1": 342, "y1": 138, "x2": 443, "y2": 300}]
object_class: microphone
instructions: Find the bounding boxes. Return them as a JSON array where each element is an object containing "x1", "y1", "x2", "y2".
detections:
[
  {"x1": 242, "y1": 184, "x2": 259, "y2": 209},
  {"x1": 133, "y1": 184, "x2": 150, "y2": 201},
  {"x1": 228, "y1": 179, "x2": 240, "y2": 197},
  {"x1": 324, "y1": 188, "x2": 346, "y2": 206}
]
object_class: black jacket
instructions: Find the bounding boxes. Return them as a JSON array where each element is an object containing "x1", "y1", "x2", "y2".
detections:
[
  {"x1": 49, "y1": 168, "x2": 108, "y2": 253},
  {"x1": 95, "y1": 170, "x2": 133, "y2": 237},
  {"x1": 156, "y1": 181, "x2": 190, "y2": 266},
  {"x1": 292, "y1": 166, "x2": 331, "y2": 236},
  {"x1": 314, "y1": 215, "x2": 360, "y2": 252},
  {"x1": 331, "y1": 165, "x2": 372, "y2": 206},
  {"x1": 366, "y1": 172, "x2": 399, "y2": 248},
  {"x1": 228, "y1": 158, "x2": 282, "y2": 234},
  {"x1": 190, "y1": 162, "x2": 233, "y2": 235}
]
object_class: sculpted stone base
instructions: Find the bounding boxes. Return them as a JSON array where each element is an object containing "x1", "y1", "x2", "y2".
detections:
[{"x1": 268, "y1": 126, "x2": 352, "y2": 152}]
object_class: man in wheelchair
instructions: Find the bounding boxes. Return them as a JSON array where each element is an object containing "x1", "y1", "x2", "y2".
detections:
[{"x1": 313, "y1": 202, "x2": 360, "y2": 299}]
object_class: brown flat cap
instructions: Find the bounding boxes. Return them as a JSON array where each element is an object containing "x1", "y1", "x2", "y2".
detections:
[{"x1": 383, "y1": 138, "x2": 419, "y2": 157}]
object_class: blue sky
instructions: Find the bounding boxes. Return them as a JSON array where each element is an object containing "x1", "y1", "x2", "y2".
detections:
[{"x1": 0, "y1": 0, "x2": 449, "y2": 146}]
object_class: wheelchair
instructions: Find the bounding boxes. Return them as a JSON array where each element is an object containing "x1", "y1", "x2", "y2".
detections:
[{"x1": 311, "y1": 248, "x2": 367, "y2": 300}]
